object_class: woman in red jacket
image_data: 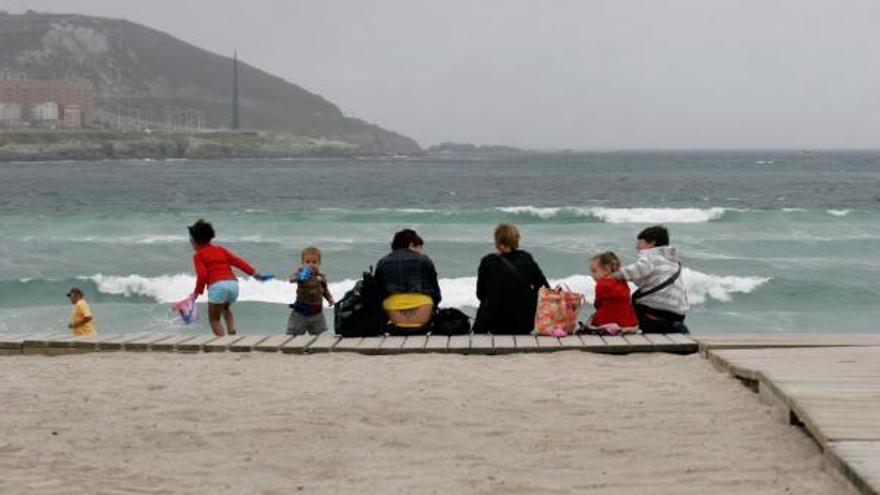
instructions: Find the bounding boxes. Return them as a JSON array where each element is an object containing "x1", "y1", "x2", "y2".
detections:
[
  {"x1": 585, "y1": 251, "x2": 639, "y2": 334},
  {"x1": 189, "y1": 219, "x2": 263, "y2": 336}
]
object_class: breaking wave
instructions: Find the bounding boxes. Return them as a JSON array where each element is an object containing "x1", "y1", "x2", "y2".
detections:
[
  {"x1": 82, "y1": 269, "x2": 770, "y2": 308},
  {"x1": 497, "y1": 206, "x2": 730, "y2": 223}
]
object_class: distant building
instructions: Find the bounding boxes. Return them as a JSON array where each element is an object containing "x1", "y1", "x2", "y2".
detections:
[
  {"x1": 61, "y1": 104, "x2": 84, "y2": 128},
  {"x1": 0, "y1": 101, "x2": 22, "y2": 120},
  {"x1": 0, "y1": 79, "x2": 94, "y2": 125},
  {"x1": 31, "y1": 101, "x2": 59, "y2": 121},
  {"x1": 0, "y1": 71, "x2": 28, "y2": 81}
]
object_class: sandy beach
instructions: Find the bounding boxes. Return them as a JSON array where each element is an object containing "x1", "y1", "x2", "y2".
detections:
[{"x1": 0, "y1": 351, "x2": 852, "y2": 494}]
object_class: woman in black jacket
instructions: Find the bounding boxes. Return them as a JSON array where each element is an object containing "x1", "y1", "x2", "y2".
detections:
[{"x1": 473, "y1": 223, "x2": 549, "y2": 334}]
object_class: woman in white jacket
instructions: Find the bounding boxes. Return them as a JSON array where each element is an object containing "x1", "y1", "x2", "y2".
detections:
[{"x1": 614, "y1": 225, "x2": 690, "y2": 334}]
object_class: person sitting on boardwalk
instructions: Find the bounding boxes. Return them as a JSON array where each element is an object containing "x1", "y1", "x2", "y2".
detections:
[
  {"x1": 614, "y1": 225, "x2": 690, "y2": 334},
  {"x1": 374, "y1": 229, "x2": 441, "y2": 334},
  {"x1": 189, "y1": 219, "x2": 265, "y2": 337},
  {"x1": 66, "y1": 287, "x2": 96, "y2": 336},
  {"x1": 582, "y1": 252, "x2": 639, "y2": 335},
  {"x1": 473, "y1": 223, "x2": 549, "y2": 334}
]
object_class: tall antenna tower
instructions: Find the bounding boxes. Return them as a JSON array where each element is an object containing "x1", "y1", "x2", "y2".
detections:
[{"x1": 231, "y1": 51, "x2": 240, "y2": 130}]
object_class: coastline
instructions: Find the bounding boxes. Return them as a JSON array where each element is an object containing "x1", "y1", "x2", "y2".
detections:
[{"x1": 0, "y1": 130, "x2": 386, "y2": 162}]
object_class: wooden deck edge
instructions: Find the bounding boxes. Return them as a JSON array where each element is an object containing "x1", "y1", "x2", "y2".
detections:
[
  {"x1": 702, "y1": 348, "x2": 880, "y2": 495},
  {"x1": 3, "y1": 333, "x2": 702, "y2": 356},
  {"x1": 825, "y1": 442, "x2": 880, "y2": 495}
]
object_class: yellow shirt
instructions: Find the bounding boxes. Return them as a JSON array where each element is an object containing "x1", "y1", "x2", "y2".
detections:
[{"x1": 70, "y1": 299, "x2": 96, "y2": 336}]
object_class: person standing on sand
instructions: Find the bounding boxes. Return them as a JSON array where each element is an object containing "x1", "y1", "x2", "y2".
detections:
[
  {"x1": 66, "y1": 287, "x2": 96, "y2": 336},
  {"x1": 188, "y1": 219, "x2": 266, "y2": 337},
  {"x1": 473, "y1": 223, "x2": 549, "y2": 334}
]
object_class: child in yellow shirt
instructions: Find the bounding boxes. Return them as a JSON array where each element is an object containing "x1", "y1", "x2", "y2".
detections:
[{"x1": 67, "y1": 287, "x2": 96, "y2": 336}]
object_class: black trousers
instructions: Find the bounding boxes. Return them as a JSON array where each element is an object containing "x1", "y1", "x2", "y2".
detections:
[{"x1": 634, "y1": 304, "x2": 689, "y2": 334}]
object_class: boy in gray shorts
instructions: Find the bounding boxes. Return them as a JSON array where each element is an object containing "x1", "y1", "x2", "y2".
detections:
[{"x1": 287, "y1": 246, "x2": 335, "y2": 335}]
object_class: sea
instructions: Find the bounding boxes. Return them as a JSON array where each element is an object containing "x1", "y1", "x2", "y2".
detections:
[{"x1": 1, "y1": 151, "x2": 878, "y2": 336}]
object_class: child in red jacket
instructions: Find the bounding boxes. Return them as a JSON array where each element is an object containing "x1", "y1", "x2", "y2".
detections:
[
  {"x1": 189, "y1": 219, "x2": 265, "y2": 336},
  {"x1": 584, "y1": 251, "x2": 639, "y2": 334}
]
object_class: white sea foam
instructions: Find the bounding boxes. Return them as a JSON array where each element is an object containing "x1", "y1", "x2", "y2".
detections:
[
  {"x1": 85, "y1": 269, "x2": 770, "y2": 308},
  {"x1": 497, "y1": 206, "x2": 562, "y2": 220},
  {"x1": 782, "y1": 208, "x2": 808, "y2": 213},
  {"x1": 826, "y1": 209, "x2": 851, "y2": 217},
  {"x1": 498, "y1": 206, "x2": 729, "y2": 223}
]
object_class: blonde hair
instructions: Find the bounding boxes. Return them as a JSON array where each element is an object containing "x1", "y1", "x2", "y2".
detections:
[
  {"x1": 494, "y1": 223, "x2": 520, "y2": 250},
  {"x1": 591, "y1": 251, "x2": 621, "y2": 272},
  {"x1": 301, "y1": 246, "x2": 322, "y2": 263}
]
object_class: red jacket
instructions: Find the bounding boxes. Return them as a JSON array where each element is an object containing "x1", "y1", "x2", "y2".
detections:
[
  {"x1": 192, "y1": 244, "x2": 255, "y2": 295},
  {"x1": 591, "y1": 277, "x2": 639, "y2": 327}
]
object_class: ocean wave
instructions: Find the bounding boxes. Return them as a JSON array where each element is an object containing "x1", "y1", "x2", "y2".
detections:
[
  {"x1": 497, "y1": 206, "x2": 730, "y2": 223},
  {"x1": 82, "y1": 269, "x2": 770, "y2": 308},
  {"x1": 827, "y1": 209, "x2": 851, "y2": 217}
]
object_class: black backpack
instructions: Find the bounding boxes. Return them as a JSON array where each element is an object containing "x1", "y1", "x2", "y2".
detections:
[
  {"x1": 334, "y1": 268, "x2": 384, "y2": 337},
  {"x1": 431, "y1": 307, "x2": 472, "y2": 336}
]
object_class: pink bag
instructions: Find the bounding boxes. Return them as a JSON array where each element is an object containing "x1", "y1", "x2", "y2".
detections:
[
  {"x1": 534, "y1": 285, "x2": 584, "y2": 336},
  {"x1": 171, "y1": 294, "x2": 199, "y2": 325}
]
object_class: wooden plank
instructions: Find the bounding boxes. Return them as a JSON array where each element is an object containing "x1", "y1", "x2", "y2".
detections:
[
  {"x1": 578, "y1": 334, "x2": 609, "y2": 352},
  {"x1": 535, "y1": 336, "x2": 563, "y2": 352},
  {"x1": 333, "y1": 337, "x2": 364, "y2": 352},
  {"x1": 558, "y1": 335, "x2": 585, "y2": 351},
  {"x1": 693, "y1": 333, "x2": 880, "y2": 351},
  {"x1": 469, "y1": 334, "x2": 493, "y2": 354},
  {"x1": 278, "y1": 335, "x2": 314, "y2": 354},
  {"x1": 379, "y1": 336, "x2": 407, "y2": 354},
  {"x1": 514, "y1": 335, "x2": 539, "y2": 353},
  {"x1": 601, "y1": 335, "x2": 632, "y2": 353},
  {"x1": 96, "y1": 333, "x2": 153, "y2": 351},
  {"x1": 665, "y1": 333, "x2": 698, "y2": 353},
  {"x1": 203, "y1": 335, "x2": 244, "y2": 352},
  {"x1": 175, "y1": 334, "x2": 218, "y2": 353},
  {"x1": 0, "y1": 333, "x2": 40, "y2": 350},
  {"x1": 125, "y1": 333, "x2": 173, "y2": 352},
  {"x1": 826, "y1": 441, "x2": 880, "y2": 495},
  {"x1": 401, "y1": 335, "x2": 427, "y2": 353},
  {"x1": 622, "y1": 334, "x2": 654, "y2": 352},
  {"x1": 305, "y1": 333, "x2": 339, "y2": 353},
  {"x1": 492, "y1": 335, "x2": 516, "y2": 354},
  {"x1": 641, "y1": 333, "x2": 679, "y2": 352},
  {"x1": 427, "y1": 335, "x2": 452, "y2": 353},
  {"x1": 355, "y1": 337, "x2": 386, "y2": 355},
  {"x1": 229, "y1": 335, "x2": 269, "y2": 352},
  {"x1": 22, "y1": 334, "x2": 69, "y2": 353},
  {"x1": 46, "y1": 335, "x2": 84, "y2": 348},
  {"x1": 256, "y1": 335, "x2": 294, "y2": 352},
  {"x1": 447, "y1": 335, "x2": 471, "y2": 354},
  {"x1": 151, "y1": 335, "x2": 196, "y2": 352}
]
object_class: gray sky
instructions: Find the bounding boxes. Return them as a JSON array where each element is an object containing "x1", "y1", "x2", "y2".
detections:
[{"x1": 3, "y1": 0, "x2": 880, "y2": 149}]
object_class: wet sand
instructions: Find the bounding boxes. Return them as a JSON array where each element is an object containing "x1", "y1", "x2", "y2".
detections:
[{"x1": 0, "y1": 352, "x2": 852, "y2": 494}]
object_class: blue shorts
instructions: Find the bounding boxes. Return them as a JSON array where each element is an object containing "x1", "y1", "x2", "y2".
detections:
[{"x1": 207, "y1": 280, "x2": 239, "y2": 305}]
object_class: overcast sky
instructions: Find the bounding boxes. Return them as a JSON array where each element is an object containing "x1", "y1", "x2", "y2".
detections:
[{"x1": 3, "y1": 0, "x2": 880, "y2": 149}]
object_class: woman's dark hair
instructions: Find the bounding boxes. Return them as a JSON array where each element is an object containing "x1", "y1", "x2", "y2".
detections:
[
  {"x1": 637, "y1": 225, "x2": 669, "y2": 247},
  {"x1": 188, "y1": 219, "x2": 215, "y2": 245},
  {"x1": 391, "y1": 229, "x2": 424, "y2": 250}
]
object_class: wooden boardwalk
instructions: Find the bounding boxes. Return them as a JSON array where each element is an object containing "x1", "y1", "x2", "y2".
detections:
[
  {"x1": 0, "y1": 332, "x2": 698, "y2": 356},
  {"x1": 707, "y1": 344, "x2": 880, "y2": 495}
]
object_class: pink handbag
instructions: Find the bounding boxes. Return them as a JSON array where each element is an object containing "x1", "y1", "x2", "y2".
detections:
[{"x1": 534, "y1": 285, "x2": 584, "y2": 336}]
